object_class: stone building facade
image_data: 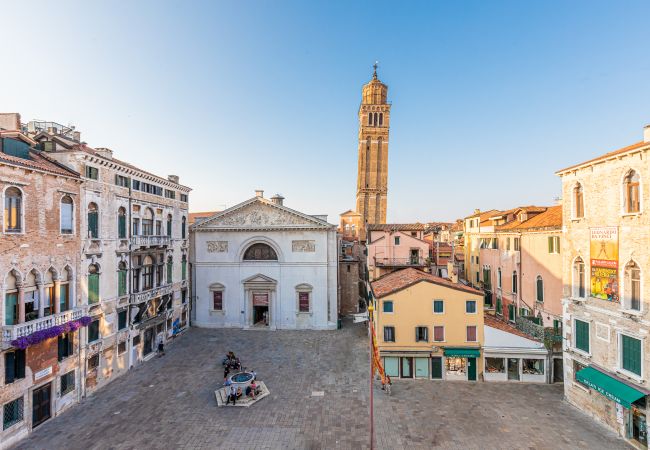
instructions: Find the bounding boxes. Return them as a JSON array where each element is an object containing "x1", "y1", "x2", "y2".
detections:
[
  {"x1": 558, "y1": 125, "x2": 650, "y2": 448},
  {"x1": 0, "y1": 125, "x2": 83, "y2": 447},
  {"x1": 338, "y1": 238, "x2": 365, "y2": 316}
]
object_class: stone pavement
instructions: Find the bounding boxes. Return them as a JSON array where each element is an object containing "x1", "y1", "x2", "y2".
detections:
[{"x1": 14, "y1": 322, "x2": 628, "y2": 450}]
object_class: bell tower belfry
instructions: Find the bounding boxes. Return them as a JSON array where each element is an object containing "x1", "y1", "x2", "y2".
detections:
[{"x1": 355, "y1": 63, "x2": 390, "y2": 237}]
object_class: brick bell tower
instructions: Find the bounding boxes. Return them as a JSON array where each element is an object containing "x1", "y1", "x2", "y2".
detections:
[{"x1": 355, "y1": 63, "x2": 390, "y2": 239}]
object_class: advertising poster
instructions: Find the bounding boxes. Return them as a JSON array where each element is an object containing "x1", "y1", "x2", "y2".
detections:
[{"x1": 590, "y1": 227, "x2": 619, "y2": 302}]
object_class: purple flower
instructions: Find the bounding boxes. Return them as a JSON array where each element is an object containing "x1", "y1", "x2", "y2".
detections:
[{"x1": 10, "y1": 315, "x2": 94, "y2": 350}]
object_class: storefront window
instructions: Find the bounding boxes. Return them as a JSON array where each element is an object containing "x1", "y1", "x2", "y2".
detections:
[
  {"x1": 486, "y1": 357, "x2": 505, "y2": 374},
  {"x1": 445, "y1": 357, "x2": 466, "y2": 378},
  {"x1": 415, "y1": 358, "x2": 429, "y2": 378},
  {"x1": 384, "y1": 357, "x2": 399, "y2": 377},
  {"x1": 522, "y1": 359, "x2": 544, "y2": 375}
]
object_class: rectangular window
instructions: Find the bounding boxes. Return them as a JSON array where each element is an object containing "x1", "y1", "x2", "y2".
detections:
[
  {"x1": 182, "y1": 260, "x2": 187, "y2": 280},
  {"x1": 621, "y1": 334, "x2": 642, "y2": 376},
  {"x1": 506, "y1": 238, "x2": 510, "y2": 251},
  {"x1": 132, "y1": 179, "x2": 140, "y2": 190},
  {"x1": 115, "y1": 175, "x2": 129, "y2": 187},
  {"x1": 85, "y1": 165, "x2": 98, "y2": 180},
  {"x1": 466, "y1": 300, "x2": 477, "y2": 313},
  {"x1": 508, "y1": 304, "x2": 515, "y2": 322},
  {"x1": 486, "y1": 357, "x2": 505, "y2": 373},
  {"x1": 60, "y1": 371, "x2": 75, "y2": 396},
  {"x1": 88, "y1": 354, "x2": 99, "y2": 370},
  {"x1": 213, "y1": 291, "x2": 223, "y2": 311},
  {"x1": 4, "y1": 292, "x2": 17, "y2": 325},
  {"x1": 394, "y1": 236, "x2": 400, "y2": 245},
  {"x1": 4, "y1": 350, "x2": 25, "y2": 384},
  {"x1": 466, "y1": 325, "x2": 477, "y2": 342},
  {"x1": 88, "y1": 319, "x2": 100, "y2": 343},
  {"x1": 88, "y1": 273, "x2": 99, "y2": 304},
  {"x1": 298, "y1": 292, "x2": 310, "y2": 312},
  {"x1": 415, "y1": 326, "x2": 428, "y2": 342},
  {"x1": 132, "y1": 218, "x2": 140, "y2": 236},
  {"x1": 383, "y1": 300, "x2": 393, "y2": 313},
  {"x1": 514, "y1": 238, "x2": 520, "y2": 251},
  {"x1": 433, "y1": 326, "x2": 445, "y2": 342},
  {"x1": 164, "y1": 189, "x2": 176, "y2": 199},
  {"x1": 3, "y1": 397, "x2": 24, "y2": 430},
  {"x1": 575, "y1": 319, "x2": 590, "y2": 353},
  {"x1": 383, "y1": 357, "x2": 399, "y2": 377},
  {"x1": 433, "y1": 300, "x2": 444, "y2": 314},
  {"x1": 522, "y1": 359, "x2": 544, "y2": 375},
  {"x1": 383, "y1": 326, "x2": 395, "y2": 342},
  {"x1": 118, "y1": 310, "x2": 127, "y2": 330},
  {"x1": 57, "y1": 333, "x2": 74, "y2": 361},
  {"x1": 118, "y1": 341, "x2": 127, "y2": 355},
  {"x1": 496, "y1": 296, "x2": 502, "y2": 315},
  {"x1": 548, "y1": 236, "x2": 560, "y2": 254}
]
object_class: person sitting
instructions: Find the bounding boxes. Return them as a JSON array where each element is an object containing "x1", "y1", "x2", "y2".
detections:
[
  {"x1": 246, "y1": 381, "x2": 258, "y2": 399},
  {"x1": 236, "y1": 387, "x2": 243, "y2": 399},
  {"x1": 225, "y1": 384, "x2": 237, "y2": 405}
]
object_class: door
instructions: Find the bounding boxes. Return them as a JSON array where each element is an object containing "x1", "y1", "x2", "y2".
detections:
[
  {"x1": 467, "y1": 357, "x2": 477, "y2": 381},
  {"x1": 144, "y1": 328, "x2": 154, "y2": 356},
  {"x1": 401, "y1": 357, "x2": 413, "y2": 378},
  {"x1": 553, "y1": 358, "x2": 564, "y2": 383},
  {"x1": 507, "y1": 358, "x2": 520, "y2": 381},
  {"x1": 431, "y1": 357, "x2": 443, "y2": 379},
  {"x1": 410, "y1": 249, "x2": 419, "y2": 265},
  {"x1": 32, "y1": 384, "x2": 51, "y2": 427}
]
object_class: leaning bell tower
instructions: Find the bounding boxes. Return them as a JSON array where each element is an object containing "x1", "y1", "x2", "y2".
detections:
[{"x1": 356, "y1": 64, "x2": 390, "y2": 235}]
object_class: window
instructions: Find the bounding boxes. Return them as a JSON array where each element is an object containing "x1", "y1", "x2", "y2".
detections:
[
  {"x1": 298, "y1": 292, "x2": 310, "y2": 312},
  {"x1": 506, "y1": 238, "x2": 511, "y2": 251},
  {"x1": 85, "y1": 165, "x2": 98, "y2": 180},
  {"x1": 624, "y1": 170, "x2": 641, "y2": 213},
  {"x1": 536, "y1": 276, "x2": 544, "y2": 302},
  {"x1": 181, "y1": 255, "x2": 187, "y2": 280},
  {"x1": 182, "y1": 289, "x2": 187, "y2": 304},
  {"x1": 115, "y1": 174, "x2": 129, "y2": 187},
  {"x1": 508, "y1": 304, "x2": 516, "y2": 322},
  {"x1": 118, "y1": 207, "x2": 127, "y2": 238},
  {"x1": 466, "y1": 300, "x2": 477, "y2": 313},
  {"x1": 4, "y1": 187, "x2": 22, "y2": 232},
  {"x1": 574, "y1": 319, "x2": 590, "y2": 353},
  {"x1": 132, "y1": 179, "x2": 140, "y2": 190},
  {"x1": 118, "y1": 310, "x2": 127, "y2": 330},
  {"x1": 87, "y1": 202, "x2": 98, "y2": 238},
  {"x1": 548, "y1": 236, "x2": 560, "y2": 254},
  {"x1": 142, "y1": 208, "x2": 154, "y2": 236},
  {"x1": 574, "y1": 183, "x2": 584, "y2": 218},
  {"x1": 475, "y1": 272, "x2": 479, "y2": 283},
  {"x1": 624, "y1": 261, "x2": 641, "y2": 311},
  {"x1": 132, "y1": 218, "x2": 140, "y2": 236},
  {"x1": 621, "y1": 334, "x2": 642, "y2": 376},
  {"x1": 180, "y1": 193, "x2": 188, "y2": 202},
  {"x1": 383, "y1": 300, "x2": 393, "y2": 313},
  {"x1": 88, "y1": 354, "x2": 99, "y2": 370},
  {"x1": 394, "y1": 236, "x2": 400, "y2": 245},
  {"x1": 379, "y1": 112, "x2": 383, "y2": 126},
  {"x1": 466, "y1": 325, "x2": 477, "y2": 342},
  {"x1": 58, "y1": 333, "x2": 74, "y2": 361},
  {"x1": 60, "y1": 371, "x2": 75, "y2": 396},
  {"x1": 142, "y1": 257, "x2": 154, "y2": 290},
  {"x1": 166, "y1": 214, "x2": 172, "y2": 237},
  {"x1": 117, "y1": 261, "x2": 127, "y2": 297},
  {"x1": 213, "y1": 291, "x2": 223, "y2": 311},
  {"x1": 513, "y1": 238, "x2": 520, "y2": 251},
  {"x1": 415, "y1": 326, "x2": 428, "y2": 342},
  {"x1": 496, "y1": 296, "x2": 502, "y2": 315},
  {"x1": 497, "y1": 268, "x2": 502, "y2": 288},
  {"x1": 118, "y1": 341, "x2": 127, "y2": 355},
  {"x1": 4, "y1": 350, "x2": 25, "y2": 384},
  {"x1": 181, "y1": 216, "x2": 186, "y2": 239},
  {"x1": 512, "y1": 271, "x2": 518, "y2": 294},
  {"x1": 88, "y1": 264, "x2": 100, "y2": 303},
  {"x1": 433, "y1": 300, "x2": 444, "y2": 314},
  {"x1": 486, "y1": 357, "x2": 505, "y2": 373},
  {"x1": 433, "y1": 326, "x2": 445, "y2": 342},
  {"x1": 574, "y1": 257, "x2": 586, "y2": 298},
  {"x1": 60, "y1": 195, "x2": 74, "y2": 234},
  {"x1": 522, "y1": 359, "x2": 544, "y2": 375},
  {"x1": 3, "y1": 397, "x2": 23, "y2": 430},
  {"x1": 88, "y1": 319, "x2": 100, "y2": 343},
  {"x1": 383, "y1": 326, "x2": 395, "y2": 342},
  {"x1": 164, "y1": 189, "x2": 176, "y2": 199},
  {"x1": 167, "y1": 256, "x2": 173, "y2": 283},
  {"x1": 243, "y1": 243, "x2": 278, "y2": 260}
]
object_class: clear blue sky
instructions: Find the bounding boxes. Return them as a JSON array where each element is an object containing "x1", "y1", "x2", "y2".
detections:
[{"x1": 3, "y1": 1, "x2": 650, "y2": 222}]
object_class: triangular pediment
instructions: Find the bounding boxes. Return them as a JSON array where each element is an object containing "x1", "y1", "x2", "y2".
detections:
[
  {"x1": 193, "y1": 197, "x2": 334, "y2": 230},
  {"x1": 242, "y1": 273, "x2": 277, "y2": 284}
]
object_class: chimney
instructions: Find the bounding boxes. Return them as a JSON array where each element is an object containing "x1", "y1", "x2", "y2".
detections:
[
  {"x1": 72, "y1": 131, "x2": 81, "y2": 142},
  {"x1": 0, "y1": 113, "x2": 20, "y2": 131},
  {"x1": 474, "y1": 209, "x2": 480, "y2": 215},
  {"x1": 644, "y1": 125, "x2": 650, "y2": 143},
  {"x1": 47, "y1": 126, "x2": 58, "y2": 134},
  {"x1": 255, "y1": 189, "x2": 264, "y2": 198},
  {"x1": 448, "y1": 261, "x2": 457, "y2": 283},
  {"x1": 168, "y1": 175, "x2": 179, "y2": 184},
  {"x1": 270, "y1": 194, "x2": 284, "y2": 206},
  {"x1": 95, "y1": 147, "x2": 113, "y2": 159}
]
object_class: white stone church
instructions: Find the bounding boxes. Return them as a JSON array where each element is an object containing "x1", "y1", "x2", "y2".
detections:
[{"x1": 190, "y1": 191, "x2": 338, "y2": 330}]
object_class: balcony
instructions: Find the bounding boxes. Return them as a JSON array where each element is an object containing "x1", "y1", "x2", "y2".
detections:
[
  {"x1": 130, "y1": 283, "x2": 173, "y2": 304},
  {"x1": 2, "y1": 308, "x2": 84, "y2": 346},
  {"x1": 131, "y1": 235, "x2": 171, "y2": 247},
  {"x1": 374, "y1": 257, "x2": 426, "y2": 268}
]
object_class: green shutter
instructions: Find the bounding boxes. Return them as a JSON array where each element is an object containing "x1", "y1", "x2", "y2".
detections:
[
  {"x1": 5, "y1": 351, "x2": 15, "y2": 383},
  {"x1": 88, "y1": 273, "x2": 99, "y2": 304},
  {"x1": 622, "y1": 335, "x2": 641, "y2": 376},
  {"x1": 548, "y1": 236, "x2": 553, "y2": 253},
  {"x1": 60, "y1": 285, "x2": 68, "y2": 311},
  {"x1": 496, "y1": 297, "x2": 502, "y2": 314},
  {"x1": 118, "y1": 215, "x2": 126, "y2": 238},
  {"x1": 575, "y1": 320, "x2": 589, "y2": 353},
  {"x1": 88, "y1": 211, "x2": 98, "y2": 238},
  {"x1": 167, "y1": 262, "x2": 173, "y2": 283},
  {"x1": 167, "y1": 219, "x2": 172, "y2": 237},
  {"x1": 5, "y1": 293, "x2": 17, "y2": 325},
  {"x1": 182, "y1": 261, "x2": 186, "y2": 280},
  {"x1": 118, "y1": 270, "x2": 127, "y2": 296}
]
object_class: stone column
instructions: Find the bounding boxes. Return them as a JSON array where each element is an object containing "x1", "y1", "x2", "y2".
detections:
[
  {"x1": 37, "y1": 283, "x2": 45, "y2": 318},
  {"x1": 54, "y1": 279, "x2": 61, "y2": 314},
  {"x1": 17, "y1": 282, "x2": 25, "y2": 323}
]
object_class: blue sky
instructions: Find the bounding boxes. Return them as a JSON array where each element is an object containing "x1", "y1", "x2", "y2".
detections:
[{"x1": 3, "y1": 1, "x2": 650, "y2": 222}]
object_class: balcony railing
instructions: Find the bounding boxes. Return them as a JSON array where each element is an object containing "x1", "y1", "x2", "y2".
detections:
[
  {"x1": 374, "y1": 257, "x2": 426, "y2": 267},
  {"x1": 130, "y1": 283, "x2": 173, "y2": 304},
  {"x1": 131, "y1": 235, "x2": 171, "y2": 247},
  {"x1": 2, "y1": 308, "x2": 84, "y2": 344}
]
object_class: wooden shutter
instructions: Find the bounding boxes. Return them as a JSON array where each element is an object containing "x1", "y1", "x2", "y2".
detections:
[
  {"x1": 67, "y1": 333, "x2": 74, "y2": 357},
  {"x1": 88, "y1": 274, "x2": 99, "y2": 303},
  {"x1": 576, "y1": 320, "x2": 589, "y2": 353},
  {"x1": 58, "y1": 335, "x2": 64, "y2": 361},
  {"x1": 88, "y1": 211, "x2": 98, "y2": 238},
  {"x1": 623, "y1": 335, "x2": 641, "y2": 375},
  {"x1": 5, "y1": 352, "x2": 15, "y2": 383}
]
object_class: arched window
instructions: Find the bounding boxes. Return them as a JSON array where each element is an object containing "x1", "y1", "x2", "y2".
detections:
[
  {"x1": 573, "y1": 257, "x2": 586, "y2": 298},
  {"x1": 573, "y1": 183, "x2": 584, "y2": 218},
  {"x1": 118, "y1": 261, "x2": 127, "y2": 297},
  {"x1": 624, "y1": 170, "x2": 640, "y2": 213},
  {"x1": 142, "y1": 208, "x2": 154, "y2": 236},
  {"x1": 88, "y1": 264, "x2": 100, "y2": 304},
  {"x1": 60, "y1": 266, "x2": 72, "y2": 312},
  {"x1": 624, "y1": 261, "x2": 641, "y2": 311},
  {"x1": 182, "y1": 216, "x2": 186, "y2": 239},
  {"x1": 243, "y1": 243, "x2": 278, "y2": 261},
  {"x1": 497, "y1": 268, "x2": 502, "y2": 289},
  {"x1": 142, "y1": 256, "x2": 154, "y2": 290},
  {"x1": 88, "y1": 202, "x2": 99, "y2": 238},
  {"x1": 118, "y1": 207, "x2": 127, "y2": 239},
  {"x1": 167, "y1": 214, "x2": 173, "y2": 237},
  {"x1": 379, "y1": 112, "x2": 383, "y2": 126},
  {"x1": 59, "y1": 195, "x2": 74, "y2": 234},
  {"x1": 5, "y1": 270, "x2": 19, "y2": 325},
  {"x1": 4, "y1": 187, "x2": 22, "y2": 232},
  {"x1": 512, "y1": 271, "x2": 518, "y2": 294},
  {"x1": 536, "y1": 276, "x2": 544, "y2": 302}
]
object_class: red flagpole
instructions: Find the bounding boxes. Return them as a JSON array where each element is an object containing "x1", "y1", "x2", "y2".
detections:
[{"x1": 368, "y1": 305, "x2": 375, "y2": 450}]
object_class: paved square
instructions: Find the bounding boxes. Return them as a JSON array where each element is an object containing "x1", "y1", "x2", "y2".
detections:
[{"x1": 15, "y1": 323, "x2": 627, "y2": 449}]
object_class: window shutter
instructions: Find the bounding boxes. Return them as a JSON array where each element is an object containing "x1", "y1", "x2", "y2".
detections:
[
  {"x1": 548, "y1": 237, "x2": 552, "y2": 253},
  {"x1": 15, "y1": 349, "x2": 25, "y2": 379},
  {"x1": 88, "y1": 211, "x2": 98, "y2": 238},
  {"x1": 58, "y1": 335, "x2": 64, "y2": 361},
  {"x1": 67, "y1": 333, "x2": 74, "y2": 357},
  {"x1": 5, "y1": 352, "x2": 16, "y2": 383}
]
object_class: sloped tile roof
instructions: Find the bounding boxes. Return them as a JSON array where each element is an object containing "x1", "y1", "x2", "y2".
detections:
[
  {"x1": 0, "y1": 148, "x2": 79, "y2": 178},
  {"x1": 514, "y1": 205, "x2": 562, "y2": 230},
  {"x1": 484, "y1": 314, "x2": 541, "y2": 342},
  {"x1": 371, "y1": 267, "x2": 482, "y2": 298},
  {"x1": 189, "y1": 211, "x2": 219, "y2": 225},
  {"x1": 556, "y1": 141, "x2": 649, "y2": 174},
  {"x1": 367, "y1": 223, "x2": 427, "y2": 231}
]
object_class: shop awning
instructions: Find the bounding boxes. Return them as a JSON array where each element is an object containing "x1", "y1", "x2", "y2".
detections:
[
  {"x1": 443, "y1": 348, "x2": 480, "y2": 358},
  {"x1": 576, "y1": 367, "x2": 646, "y2": 408}
]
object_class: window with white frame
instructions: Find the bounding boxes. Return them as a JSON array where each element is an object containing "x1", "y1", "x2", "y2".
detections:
[
  {"x1": 573, "y1": 257, "x2": 586, "y2": 298},
  {"x1": 4, "y1": 187, "x2": 23, "y2": 233},
  {"x1": 497, "y1": 268, "x2": 502, "y2": 289},
  {"x1": 296, "y1": 283, "x2": 312, "y2": 313},
  {"x1": 624, "y1": 169, "x2": 641, "y2": 214},
  {"x1": 60, "y1": 195, "x2": 74, "y2": 234},
  {"x1": 466, "y1": 300, "x2": 477, "y2": 313},
  {"x1": 619, "y1": 333, "x2": 642, "y2": 377},
  {"x1": 624, "y1": 261, "x2": 641, "y2": 311},
  {"x1": 536, "y1": 276, "x2": 544, "y2": 302},
  {"x1": 383, "y1": 326, "x2": 395, "y2": 342},
  {"x1": 209, "y1": 283, "x2": 225, "y2": 311},
  {"x1": 415, "y1": 326, "x2": 428, "y2": 342},
  {"x1": 466, "y1": 325, "x2": 477, "y2": 342},
  {"x1": 548, "y1": 236, "x2": 560, "y2": 254},
  {"x1": 433, "y1": 299, "x2": 444, "y2": 314},
  {"x1": 574, "y1": 319, "x2": 590, "y2": 353},
  {"x1": 433, "y1": 326, "x2": 445, "y2": 342}
]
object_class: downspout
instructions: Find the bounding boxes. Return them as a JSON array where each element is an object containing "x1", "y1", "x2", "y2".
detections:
[{"x1": 127, "y1": 177, "x2": 133, "y2": 370}]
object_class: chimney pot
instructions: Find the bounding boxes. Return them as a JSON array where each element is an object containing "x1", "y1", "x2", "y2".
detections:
[
  {"x1": 72, "y1": 131, "x2": 81, "y2": 142},
  {"x1": 168, "y1": 175, "x2": 179, "y2": 183},
  {"x1": 644, "y1": 125, "x2": 650, "y2": 143},
  {"x1": 270, "y1": 194, "x2": 284, "y2": 205},
  {"x1": 255, "y1": 190, "x2": 264, "y2": 198}
]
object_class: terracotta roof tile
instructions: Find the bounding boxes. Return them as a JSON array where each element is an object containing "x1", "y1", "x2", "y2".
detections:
[
  {"x1": 556, "y1": 141, "x2": 649, "y2": 174},
  {"x1": 371, "y1": 267, "x2": 482, "y2": 298},
  {"x1": 514, "y1": 205, "x2": 562, "y2": 230},
  {"x1": 0, "y1": 149, "x2": 79, "y2": 178},
  {"x1": 484, "y1": 314, "x2": 541, "y2": 342},
  {"x1": 189, "y1": 211, "x2": 219, "y2": 225},
  {"x1": 367, "y1": 223, "x2": 427, "y2": 231}
]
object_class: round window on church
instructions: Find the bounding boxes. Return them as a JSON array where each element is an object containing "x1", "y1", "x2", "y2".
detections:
[{"x1": 243, "y1": 243, "x2": 278, "y2": 261}]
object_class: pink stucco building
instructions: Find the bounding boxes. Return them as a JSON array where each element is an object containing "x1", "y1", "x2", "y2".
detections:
[{"x1": 366, "y1": 224, "x2": 430, "y2": 280}]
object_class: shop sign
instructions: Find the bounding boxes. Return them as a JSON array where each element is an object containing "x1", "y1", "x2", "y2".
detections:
[
  {"x1": 616, "y1": 403, "x2": 624, "y2": 424},
  {"x1": 581, "y1": 377, "x2": 624, "y2": 405},
  {"x1": 34, "y1": 366, "x2": 52, "y2": 381},
  {"x1": 590, "y1": 227, "x2": 619, "y2": 302}
]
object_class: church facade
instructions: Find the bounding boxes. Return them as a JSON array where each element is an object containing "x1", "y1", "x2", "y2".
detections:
[{"x1": 190, "y1": 191, "x2": 338, "y2": 330}]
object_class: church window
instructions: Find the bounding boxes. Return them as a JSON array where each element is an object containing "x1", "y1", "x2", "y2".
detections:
[
  {"x1": 373, "y1": 113, "x2": 378, "y2": 126},
  {"x1": 368, "y1": 113, "x2": 372, "y2": 125},
  {"x1": 379, "y1": 113, "x2": 383, "y2": 126},
  {"x1": 243, "y1": 243, "x2": 278, "y2": 261}
]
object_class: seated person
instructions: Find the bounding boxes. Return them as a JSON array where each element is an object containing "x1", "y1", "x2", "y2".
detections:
[
  {"x1": 246, "y1": 381, "x2": 258, "y2": 399},
  {"x1": 236, "y1": 387, "x2": 243, "y2": 399}
]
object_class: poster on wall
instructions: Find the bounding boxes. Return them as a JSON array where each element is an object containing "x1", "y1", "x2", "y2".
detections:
[{"x1": 590, "y1": 227, "x2": 619, "y2": 302}]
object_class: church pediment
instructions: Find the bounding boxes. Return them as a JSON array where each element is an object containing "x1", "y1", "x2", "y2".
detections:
[
  {"x1": 193, "y1": 198, "x2": 333, "y2": 230},
  {"x1": 242, "y1": 273, "x2": 277, "y2": 284}
]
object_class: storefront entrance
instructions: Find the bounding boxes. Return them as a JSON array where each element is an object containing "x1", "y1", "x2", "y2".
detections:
[
  {"x1": 32, "y1": 383, "x2": 51, "y2": 428},
  {"x1": 507, "y1": 358, "x2": 520, "y2": 380},
  {"x1": 445, "y1": 357, "x2": 467, "y2": 380},
  {"x1": 467, "y1": 357, "x2": 477, "y2": 381},
  {"x1": 431, "y1": 357, "x2": 443, "y2": 379},
  {"x1": 144, "y1": 328, "x2": 154, "y2": 356},
  {"x1": 632, "y1": 407, "x2": 648, "y2": 447},
  {"x1": 252, "y1": 293, "x2": 269, "y2": 327}
]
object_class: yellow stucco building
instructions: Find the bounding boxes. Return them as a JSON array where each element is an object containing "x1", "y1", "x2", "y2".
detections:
[{"x1": 371, "y1": 268, "x2": 484, "y2": 381}]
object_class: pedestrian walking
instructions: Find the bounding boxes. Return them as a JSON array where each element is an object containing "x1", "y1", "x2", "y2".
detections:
[{"x1": 157, "y1": 338, "x2": 165, "y2": 357}]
